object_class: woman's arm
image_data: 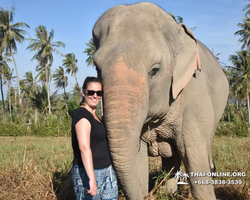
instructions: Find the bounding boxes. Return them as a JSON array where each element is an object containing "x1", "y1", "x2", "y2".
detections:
[{"x1": 75, "y1": 118, "x2": 97, "y2": 196}]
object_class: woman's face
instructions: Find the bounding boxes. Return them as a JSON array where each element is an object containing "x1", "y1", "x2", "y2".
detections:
[{"x1": 83, "y1": 82, "x2": 102, "y2": 109}]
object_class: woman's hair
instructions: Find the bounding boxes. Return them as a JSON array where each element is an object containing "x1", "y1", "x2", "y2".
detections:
[
  {"x1": 80, "y1": 76, "x2": 102, "y2": 105},
  {"x1": 82, "y1": 76, "x2": 102, "y2": 90}
]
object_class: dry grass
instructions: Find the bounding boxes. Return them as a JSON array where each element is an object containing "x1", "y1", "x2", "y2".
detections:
[
  {"x1": 0, "y1": 136, "x2": 73, "y2": 200},
  {"x1": 0, "y1": 161, "x2": 56, "y2": 199},
  {"x1": 0, "y1": 136, "x2": 249, "y2": 200}
]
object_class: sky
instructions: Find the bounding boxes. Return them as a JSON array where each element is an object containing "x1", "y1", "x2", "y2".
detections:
[{"x1": 0, "y1": 0, "x2": 247, "y2": 100}]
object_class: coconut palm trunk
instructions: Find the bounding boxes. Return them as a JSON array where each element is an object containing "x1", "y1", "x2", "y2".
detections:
[
  {"x1": 34, "y1": 109, "x2": 38, "y2": 125},
  {"x1": 64, "y1": 86, "x2": 69, "y2": 117},
  {"x1": 10, "y1": 49, "x2": 21, "y2": 105},
  {"x1": 74, "y1": 74, "x2": 79, "y2": 87},
  {"x1": 0, "y1": 73, "x2": 5, "y2": 117},
  {"x1": 46, "y1": 64, "x2": 51, "y2": 114},
  {"x1": 14, "y1": 88, "x2": 17, "y2": 111},
  {"x1": 7, "y1": 80, "x2": 11, "y2": 118}
]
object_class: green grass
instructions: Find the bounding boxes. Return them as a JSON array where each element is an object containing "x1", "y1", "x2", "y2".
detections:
[
  {"x1": 0, "y1": 136, "x2": 73, "y2": 200},
  {"x1": 212, "y1": 136, "x2": 250, "y2": 177},
  {"x1": 0, "y1": 136, "x2": 72, "y2": 171},
  {"x1": 0, "y1": 136, "x2": 249, "y2": 200}
]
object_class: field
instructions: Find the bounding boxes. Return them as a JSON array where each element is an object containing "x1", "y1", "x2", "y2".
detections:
[{"x1": 0, "y1": 136, "x2": 249, "y2": 200}]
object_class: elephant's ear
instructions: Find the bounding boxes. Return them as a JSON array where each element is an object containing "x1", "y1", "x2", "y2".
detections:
[{"x1": 172, "y1": 23, "x2": 201, "y2": 99}]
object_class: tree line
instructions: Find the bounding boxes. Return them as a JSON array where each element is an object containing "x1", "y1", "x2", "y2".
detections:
[
  {"x1": 224, "y1": 0, "x2": 250, "y2": 125},
  {"x1": 0, "y1": 5, "x2": 97, "y2": 122},
  {"x1": 1, "y1": 2, "x2": 250, "y2": 126}
]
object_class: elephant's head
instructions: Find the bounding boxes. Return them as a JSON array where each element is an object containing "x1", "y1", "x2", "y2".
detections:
[{"x1": 92, "y1": 2, "x2": 200, "y2": 199}]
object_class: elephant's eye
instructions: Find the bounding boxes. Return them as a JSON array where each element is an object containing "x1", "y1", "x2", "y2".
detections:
[{"x1": 148, "y1": 66, "x2": 160, "y2": 77}]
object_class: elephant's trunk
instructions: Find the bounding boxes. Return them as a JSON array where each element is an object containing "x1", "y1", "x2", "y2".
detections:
[{"x1": 102, "y1": 60, "x2": 149, "y2": 199}]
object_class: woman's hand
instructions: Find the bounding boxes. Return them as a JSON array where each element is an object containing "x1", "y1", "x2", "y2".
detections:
[{"x1": 87, "y1": 179, "x2": 98, "y2": 196}]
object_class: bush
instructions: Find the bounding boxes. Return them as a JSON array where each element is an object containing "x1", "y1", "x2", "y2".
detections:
[
  {"x1": 0, "y1": 118, "x2": 29, "y2": 136},
  {"x1": 0, "y1": 115, "x2": 72, "y2": 137},
  {"x1": 68, "y1": 99, "x2": 80, "y2": 118},
  {"x1": 216, "y1": 119, "x2": 249, "y2": 137}
]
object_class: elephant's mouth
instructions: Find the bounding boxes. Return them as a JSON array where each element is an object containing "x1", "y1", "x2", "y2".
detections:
[{"x1": 141, "y1": 118, "x2": 176, "y2": 157}]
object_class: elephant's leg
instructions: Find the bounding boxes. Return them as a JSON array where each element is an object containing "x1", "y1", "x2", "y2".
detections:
[
  {"x1": 161, "y1": 156, "x2": 181, "y2": 194},
  {"x1": 179, "y1": 133, "x2": 216, "y2": 200},
  {"x1": 209, "y1": 128, "x2": 216, "y2": 173}
]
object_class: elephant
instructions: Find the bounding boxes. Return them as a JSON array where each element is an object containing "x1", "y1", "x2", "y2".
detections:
[{"x1": 92, "y1": 2, "x2": 229, "y2": 200}]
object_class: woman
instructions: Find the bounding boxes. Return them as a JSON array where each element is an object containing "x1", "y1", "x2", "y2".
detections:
[{"x1": 71, "y1": 76, "x2": 118, "y2": 200}]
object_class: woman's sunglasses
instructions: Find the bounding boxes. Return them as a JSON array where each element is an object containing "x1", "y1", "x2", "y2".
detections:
[{"x1": 84, "y1": 90, "x2": 103, "y2": 97}]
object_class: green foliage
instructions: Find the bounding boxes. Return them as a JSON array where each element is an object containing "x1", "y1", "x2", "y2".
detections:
[
  {"x1": 83, "y1": 38, "x2": 96, "y2": 67},
  {"x1": 68, "y1": 99, "x2": 79, "y2": 118},
  {"x1": 96, "y1": 102, "x2": 102, "y2": 118},
  {"x1": 31, "y1": 115, "x2": 71, "y2": 137},
  {"x1": 223, "y1": 103, "x2": 248, "y2": 122},
  {"x1": 216, "y1": 119, "x2": 249, "y2": 137},
  {"x1": 31, "y1": 84, "x2": 58, "y2": 116},
  {"x1": 0, "y1": 118, "x2": 28, "y2": 136},
  {"x1": 0, "y1": 115, "x2": 71, "y2": 137},
  {"x1": 168, "y1": 12, "x2": 183, "y2": 24}
]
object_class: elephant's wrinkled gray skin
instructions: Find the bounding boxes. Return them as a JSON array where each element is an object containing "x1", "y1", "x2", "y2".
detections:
[{"x1": 92, "y1": 2, "x2": 229, "y2": 200}]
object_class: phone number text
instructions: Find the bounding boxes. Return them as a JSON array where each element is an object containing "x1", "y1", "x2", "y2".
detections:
[{"x1": 194, "y1": 180, "x2": 243, "y2": 185}]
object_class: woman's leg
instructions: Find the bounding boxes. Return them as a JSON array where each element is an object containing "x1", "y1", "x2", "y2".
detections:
[
  {"x1": 101, "y1": 165, "x2": 118, "y2": 200},
  {"x1": 71, "y1": 165, "x2": 101, "y2": 200},
  {"x1": 71, "y1": 165, "x2": 85, "y2": 200}
]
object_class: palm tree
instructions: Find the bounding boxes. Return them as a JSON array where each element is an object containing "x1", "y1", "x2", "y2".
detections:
[
  {"x1": 229, "y1": 50, "x2": 250, "y2": 125},
  {"x1": 63, "y1": 53, "x2": 81, "y2": 101},
  {"x1": 56, "y1": 92, "x2": 70, "y2": 116},
  {"x1": 20, "y1": 71, "x2": 37, "y2": 107},
  {"x1": 0, "y1": 67, "x2": 4, "y2": 116},
  {"x1": 20, "y1": 71, "x2": 40, "y2": 124},
  {"x1": 235, "y1": 17, "x2": 250, "y2": 50},
  {"x1": 243, "y1": 0, "x2": 250, "y2": 17},
  {"x1": 63, "y1": 53, "x2": 79, "y2": 85},
  {"x1": 26, "y1": 25, "x2": 65, "y2": 114},
  {"x1": 169, "y1": 13, "x2": 183, "y2": 23},
  {"x1": 83, "y1": 38, "x2": 96, "y2": 67},
  {"x1": 32, "y1": 84, "x2": 57, "y2": 116},
  {"x1": 0, "y1": 52, "x2": 11, "y2": 117},
  {"x1": 168, "y1": 13, "x2": 197, "y2": 31},
  {"x1": 72, "y1": 83, "x2": 81, "y2": 102},
  {"x1": 3, "y1": 65, "x2": 14, "y2": 117},
  {"x1": 53, "y1": 66, "x2": 69, "y2": 117},
  {"x1": 223, "y1": 66, "x2": 235, "y2": 121},
  {"x1": 0, "y1": 6, "x2": 30, "y2": 105},
  {"x1": 23, "y1": 71, "x2": 37, "y2": 95},
  {"x1": 0, "y1": 24, "x2": 4, "y2": 115},
  {"x1": 8, "y1": 86, "x2": 16, "y2": 108},
  {"x1": 35, "y1": 58, "x2": 49, "y2": 84}
]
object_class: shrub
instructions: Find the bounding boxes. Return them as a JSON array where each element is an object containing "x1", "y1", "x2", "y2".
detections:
[
  {"x1": 68, "y1": 99, "x2": 79, "y2": 118},
  {"x1": 216, "y1": 119, "x2": 249, "y2": 137},
  {"x1": 0, "y1": 121, "x2": 28, "y2": 136},
  {"x1": 0, "y1": 115, "x2": 71, "y2": 137}
]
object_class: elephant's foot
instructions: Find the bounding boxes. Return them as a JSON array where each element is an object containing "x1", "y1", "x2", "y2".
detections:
[
  {"x1": 161, "y1": 177, "x2": 178, "y2": 194},
  {"x1": 190, "y1": 178, "x2": 216, "y2": 200},
  {"x1": 160, "y1": 156, "x2": 181, "y2": 195}
]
